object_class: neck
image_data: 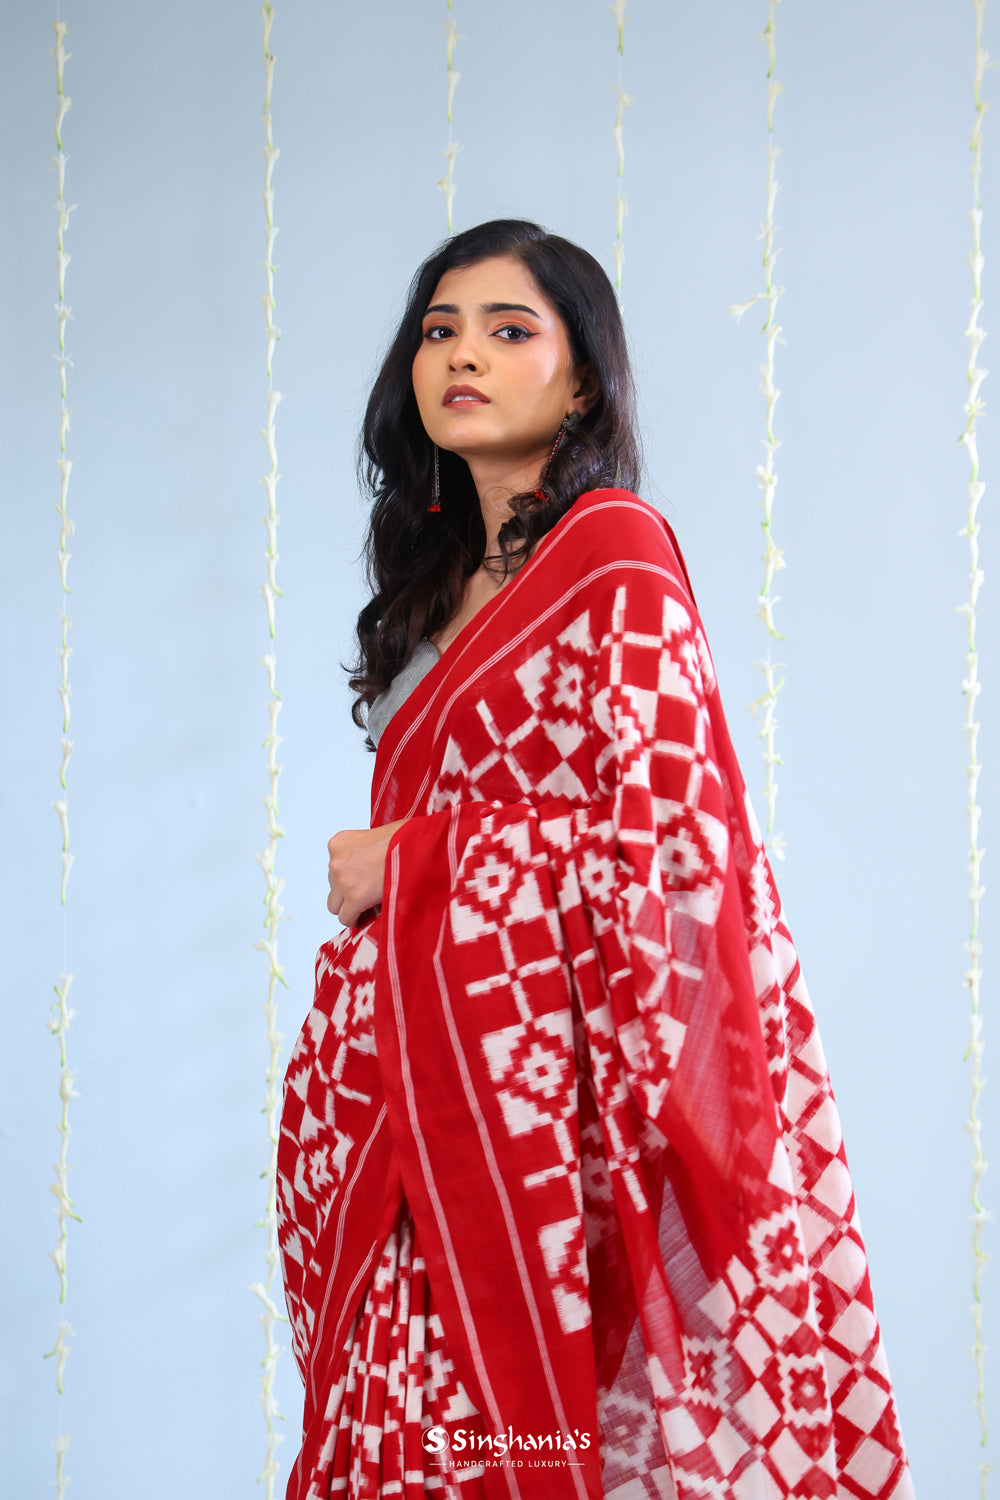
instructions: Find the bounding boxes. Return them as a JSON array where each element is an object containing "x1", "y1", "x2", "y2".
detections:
[{"x1": 464, "y1": 448, "x2": 549, "y2": 553}]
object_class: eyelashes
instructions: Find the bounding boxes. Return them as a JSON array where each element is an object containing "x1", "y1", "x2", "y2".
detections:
[{"x1": 421, "y1": 323, "x2": 536, "y2": 343}]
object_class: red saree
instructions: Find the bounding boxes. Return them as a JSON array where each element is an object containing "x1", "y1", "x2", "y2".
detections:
[{"x1": 277, "y1": 490, "x2": 913, "y2": 1500}]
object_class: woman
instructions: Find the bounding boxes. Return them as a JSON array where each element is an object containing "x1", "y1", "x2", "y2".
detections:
[{"x1": 277, "y1": 220, "x2": 913, "y2": 1500}]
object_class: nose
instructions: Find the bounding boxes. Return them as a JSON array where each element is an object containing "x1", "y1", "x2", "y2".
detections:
[{"x1": 448, "y1": 326, "x2": 486, "y2": 373}]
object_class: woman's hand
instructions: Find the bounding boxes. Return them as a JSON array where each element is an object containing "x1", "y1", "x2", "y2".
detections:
[{"x1": 327, "y1": 821, "x2": 406, "y2": 927}]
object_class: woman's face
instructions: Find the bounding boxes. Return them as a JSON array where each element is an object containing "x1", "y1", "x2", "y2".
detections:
[{"x1": 411, "y1": 255, "x2": 593, "y2": 473}]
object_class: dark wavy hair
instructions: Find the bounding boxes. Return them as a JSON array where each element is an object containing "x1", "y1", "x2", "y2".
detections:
[{"x1": 349, "y1": 218, "x2": 642, "y2": 737}]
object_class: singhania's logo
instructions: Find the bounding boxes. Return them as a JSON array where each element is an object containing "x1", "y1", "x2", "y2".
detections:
[{"x1": 421, "y1": 1425, "x2": 592, "y2": 1458}]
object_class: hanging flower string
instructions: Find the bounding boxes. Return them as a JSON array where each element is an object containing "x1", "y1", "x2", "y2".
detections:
[
  {"x1": 731, "y1": 0, "x2": 787, "y2": 860},
  {"x1": 437, "y1": 0, "x2": 460, "y2": 233},
  {"x1": 959, "y1": 1, "x2": 991, "y2": 1483},
  {"x1": 609, "y1": 0, "x2": 630, "y2": 302},
  {"x1": 43, "y1": 21, "x2": 80, "y2": 1500},
  {"x1": 252, "y1": 6, "x2": 287, "y2": 1496}
]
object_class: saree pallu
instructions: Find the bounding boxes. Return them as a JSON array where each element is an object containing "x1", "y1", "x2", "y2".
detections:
[{"x1": 277, "y1": 490, "x2": 913, "y2": 1500}]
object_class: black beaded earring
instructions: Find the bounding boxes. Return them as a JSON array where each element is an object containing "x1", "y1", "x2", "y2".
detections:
[{"x1": 426, "y1": 445, "x2": 442, "y2": 514}]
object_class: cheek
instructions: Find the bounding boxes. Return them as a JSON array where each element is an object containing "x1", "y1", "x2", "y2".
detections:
[
  {"x1": 526, "y1": 340, "x2": 573, "y2": 394},
  {"x1": 411, "y1": 348, "x2": 449, "y2": 442}
]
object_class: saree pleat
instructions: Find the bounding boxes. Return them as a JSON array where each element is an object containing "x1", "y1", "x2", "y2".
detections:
[
  {"x1": 321, "y1": 1206, "x2": 485, "y2": 1498},
  {"x1": 278, "y1": 491, "x2": 913, "y2": 1500}
]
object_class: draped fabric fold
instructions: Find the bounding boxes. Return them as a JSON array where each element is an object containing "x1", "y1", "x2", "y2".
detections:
[{"x1": 278, "y1": 490, "x2": 913, "y2": 1500}]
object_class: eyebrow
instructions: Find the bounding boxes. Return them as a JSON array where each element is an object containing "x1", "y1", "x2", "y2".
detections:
[{"x1": 423, "y1": 301, "x2": 543, "y2": 318}]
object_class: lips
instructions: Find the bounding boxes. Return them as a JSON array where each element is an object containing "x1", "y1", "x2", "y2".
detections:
[{"x1": 443, "y1": 384, "x2": 490, "y2": 407}]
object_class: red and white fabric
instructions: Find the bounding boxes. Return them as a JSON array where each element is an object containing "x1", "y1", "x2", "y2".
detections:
[{"x1": 277, "y1": 490, "x2": 914, "y2": 1500}]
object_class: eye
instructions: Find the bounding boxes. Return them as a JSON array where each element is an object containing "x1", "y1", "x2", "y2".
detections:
[
  {"x1": 494, "y1": 324, "x2": 534, "y2": 342},
  {"x1": 422, "y1": 323, "x2": 454, "y2": 341}
]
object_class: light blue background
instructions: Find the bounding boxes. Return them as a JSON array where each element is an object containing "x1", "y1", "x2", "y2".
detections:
[{"x1": 1, "y1": 1, "x2": 994, "y2": 1494}]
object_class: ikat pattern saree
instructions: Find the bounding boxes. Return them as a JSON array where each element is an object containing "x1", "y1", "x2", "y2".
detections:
[{"x1": 277, "y1": 491, "x2": 913, "y2": 1500}]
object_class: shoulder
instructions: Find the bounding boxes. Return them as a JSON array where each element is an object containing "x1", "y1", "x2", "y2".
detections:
[{"x1": 553, "y1": 489, "x2": 696, "y2": 602}]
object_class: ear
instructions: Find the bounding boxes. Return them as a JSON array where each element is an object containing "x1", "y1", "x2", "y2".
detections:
[{"x1": 570, "y1": 362, "x2": 601, "y2": 416}]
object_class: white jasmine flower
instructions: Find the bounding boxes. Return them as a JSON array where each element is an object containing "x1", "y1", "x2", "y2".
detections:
[
  {"x1": 264, "y1": 698, "x2": 283, "y2": 743},
  {"x1": 50, "y1": 150, "x2": 68, "y2": 194},
  {"x1": 53, "y1": 799, "x2": 69, "y2": 850},
  {"x1": 54, "y1": 94, "x2": 72, "y2": 149},
  {"x1": 262, "y1": 515, "x2": 280, "y2": 555},
  {"x1": 251, "y1": 1280, "x2": 282, "y2": 1318},
  {"x1": 608, "y1": 0, "x2": 627, "y2": 51},
  {"x1": 260, "y1": 653, "x2": 281, "y2": 697},
  {"x1": 444, "y1": 12, "x2": 461, "y2": 61},
  {"x1": 261, "y1": 584, "x2": 278, "y2": 636},
  {"x1": 49, "y1": 1241, "x2": 67, "y2": 1285},
  {"x1": 55, "y1": 199, "x2": 76, "y2": 237},
  {"x1": 259, "y1": 418, "x2": 279, "y2": 470},
  {"x1": 730, "y1": 293, "x2": 762, "y2": 322},
  {"x1": 260, "y1": 474, "x2": 280, "y2": 514},
  {"x1": 254, "y1": 938, "x2": 288, "y2": 987},
  {"x1": 263, "y1": 795, "x2": 285, "y2": 842},
  {"x1": 44, "y1": 1322, "x2": 74, "y2": 1395}
]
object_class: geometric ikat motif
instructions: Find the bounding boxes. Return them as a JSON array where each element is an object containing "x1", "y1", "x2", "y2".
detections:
[{"x1": 277, "y1": 491, "x2": 913, "y2": 1500}]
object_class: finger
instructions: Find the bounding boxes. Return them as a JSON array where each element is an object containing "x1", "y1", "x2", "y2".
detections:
[
  {"x1": 338, "y1": 899, "x2": 364, "y2": 929},
  {"x1": 327, "y1": 891, "x2": 344, "y2": 917}
]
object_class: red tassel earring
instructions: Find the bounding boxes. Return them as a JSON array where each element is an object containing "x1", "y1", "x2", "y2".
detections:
[{"x1": 427, "y1": 445, "x2": 442, "y2": 513}]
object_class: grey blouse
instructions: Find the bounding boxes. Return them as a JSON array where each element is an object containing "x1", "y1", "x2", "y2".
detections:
[{"x1": 367, "y1": 639, "x2": 441, "y2": 747}]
